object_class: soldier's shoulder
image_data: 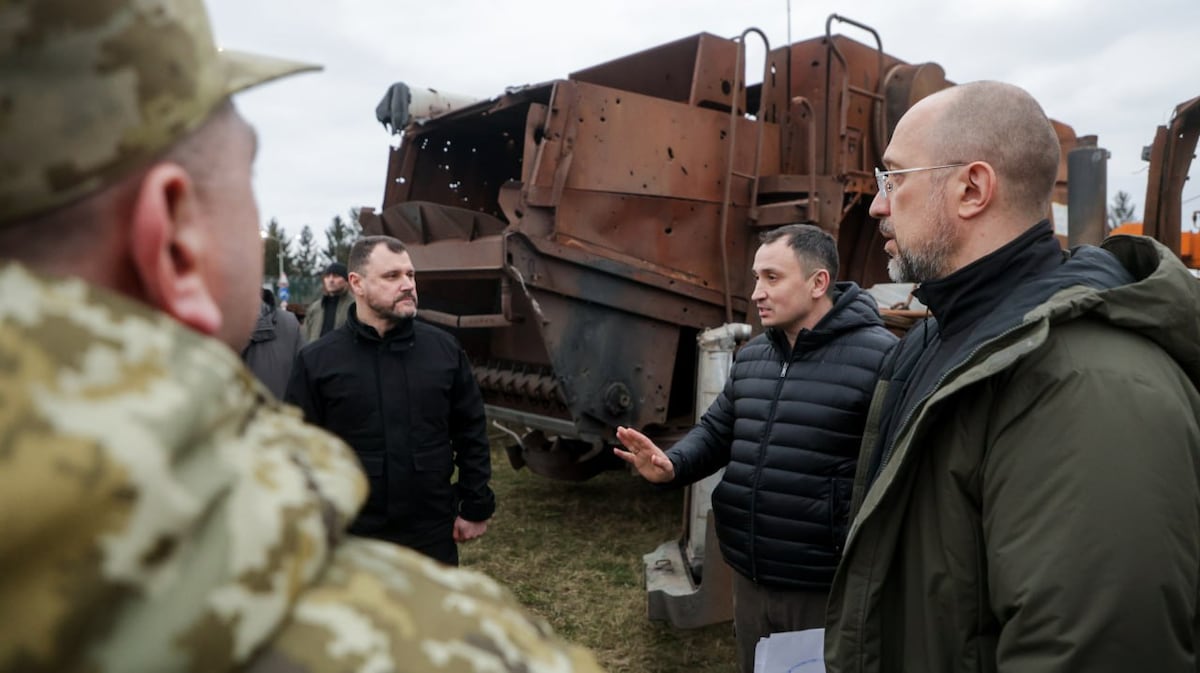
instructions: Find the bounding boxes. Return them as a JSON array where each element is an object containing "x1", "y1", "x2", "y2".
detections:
[{"x1": 250, "y1": 538, "x2": 604, "y2": 673}]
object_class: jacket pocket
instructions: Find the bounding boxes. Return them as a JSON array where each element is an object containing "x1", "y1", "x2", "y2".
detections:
[
  {"x1": 353, "y1": 451, "x2": 389, "y2": 528},
  {"x1": 412, "y1": 442, "x2": 453, "y2": 475},
  {"x1": 409, "y1": 442, "x2": 455, "y2": 525}
]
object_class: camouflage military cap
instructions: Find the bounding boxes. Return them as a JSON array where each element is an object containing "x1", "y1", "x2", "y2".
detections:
[{"x1": 0, "y1": 0, "x2": 320, "y2": 225}]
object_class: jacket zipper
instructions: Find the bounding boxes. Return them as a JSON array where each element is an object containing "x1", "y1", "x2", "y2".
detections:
[
  {"x1": 749, "y1": 354, "x2": 791, "y2": 582},
  {"x1": 374, "y1": 345, "x2": 388, "y2": 494}
]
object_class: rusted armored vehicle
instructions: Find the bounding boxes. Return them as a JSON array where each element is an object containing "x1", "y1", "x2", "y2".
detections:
[{"x1": 359, "y1": 15, "x2": 1087, "y2": 480}]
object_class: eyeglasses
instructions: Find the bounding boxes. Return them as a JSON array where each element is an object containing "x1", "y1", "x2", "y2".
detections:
[{"x1": 874, "y1": 163, "x2": 967, "y2": 200}]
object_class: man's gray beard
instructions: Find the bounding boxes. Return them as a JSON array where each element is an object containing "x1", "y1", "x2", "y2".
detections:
[
  {"x1": 886, "y1": 213, "x2": 956, "y2": 284},
  {"x1": 888, "y1": 246, "x2": 953, "y2": 284}
]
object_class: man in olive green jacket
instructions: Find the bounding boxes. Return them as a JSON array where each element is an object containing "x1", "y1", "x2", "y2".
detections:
[
  {"x1": 302, "y1": 262, "x2": 354, "y2": 343},
  {"x1": 826, "y1": 81, "x2": 1200, "y2": 672}
]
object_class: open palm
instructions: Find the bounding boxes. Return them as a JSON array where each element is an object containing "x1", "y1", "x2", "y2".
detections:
[{"x1": 613, "y1": 426, "x2": 675, "y2": 483}]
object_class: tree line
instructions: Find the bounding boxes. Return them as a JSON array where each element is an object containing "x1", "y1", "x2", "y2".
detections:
[{"x1": 262, "y1": 209, "x2": 363, "y2": 305}]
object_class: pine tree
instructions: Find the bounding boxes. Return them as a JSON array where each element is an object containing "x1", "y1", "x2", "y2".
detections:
[
  {"x1": 292, "y1": 224, "x2": 320, "y2": 280},
  {"x1": 262, "y1": 218, "x2": 293, "y2": 280},
  {"x1": 285, "y1": 224, "x2": 322, "y2": 304},
  {"x1": 322, "y1": 212, "x2": 363, "y2": 266},
  {"x1": 1107, "y1": 190, "x2": 1138, "y2": 231}
]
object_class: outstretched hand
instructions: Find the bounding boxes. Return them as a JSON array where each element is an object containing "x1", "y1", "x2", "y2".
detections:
[{"x1": 613, "y1": 426, "x2": 675, "y2": 483}]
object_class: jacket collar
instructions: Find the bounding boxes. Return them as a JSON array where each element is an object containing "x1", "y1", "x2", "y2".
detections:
[
  {"x1": 913, "y1": 220, "x2": 1063, "y2": 339},
  {"x1": 847, "y1": 237, "x2": 1152, "y2": 547},
  {"x1": 346, "y1": 303, "x2": 416, "y2": 350}
]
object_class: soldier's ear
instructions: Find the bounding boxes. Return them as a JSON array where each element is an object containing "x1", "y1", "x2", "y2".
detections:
[{"x1": 128, "y1": 162, "x2": 222, "y2": 337}]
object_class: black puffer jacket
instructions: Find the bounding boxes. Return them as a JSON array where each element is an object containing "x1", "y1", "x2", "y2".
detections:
[
  {"x1": 667, "y1": 283, "x2": 897, "y2": 590},
  {"x1": 285, "y1": 306, "x2": 495, "y2": 548}
]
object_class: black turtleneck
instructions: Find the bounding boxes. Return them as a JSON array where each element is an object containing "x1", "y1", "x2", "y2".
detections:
[
  {"x1": 319, "y1": 292, "x2": 343, "y2": 337},
  {"x1": 869, "y1": 220, "x2": 1064, "y2": 481}
]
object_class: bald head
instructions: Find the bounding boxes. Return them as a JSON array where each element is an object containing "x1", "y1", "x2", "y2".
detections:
[{"x1": 918, "y1": 81, "x2": 1061, "y2": 219}]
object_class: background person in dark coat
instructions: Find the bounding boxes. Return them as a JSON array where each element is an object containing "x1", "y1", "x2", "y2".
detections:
[
  {"x1": 615, "y1": 224, "x2": 896, "y2": 673},
  {"x1": 241, "y1": 289, "x2": 303, "y2": 398},
  {"x1": 286, "y1": 235, "x2": 495, "y2": 565}
]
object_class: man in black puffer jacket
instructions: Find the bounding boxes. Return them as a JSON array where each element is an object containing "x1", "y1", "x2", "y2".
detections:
[{"x1": 616, "y1": 224, "x2": 896, "y2": 673}]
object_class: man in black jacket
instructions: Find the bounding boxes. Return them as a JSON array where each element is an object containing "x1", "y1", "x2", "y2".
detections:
[
  {"x1": 242, "y1": 290, "x2": 303, "y2": 398},
  {"x1": 286, "y1": 235, "x2": 495, "y2": 565},
  {"x1": 615, "y1": 224, "x2": 896, "y2": 673}
]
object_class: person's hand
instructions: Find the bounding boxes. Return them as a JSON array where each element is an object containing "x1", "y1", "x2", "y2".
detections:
[
  {"x1": 613, "y1": 426, "x2": 675, "y2": 483},
  {"x1": 453, "y1": 516, "x2": 489, "y2": 543}
]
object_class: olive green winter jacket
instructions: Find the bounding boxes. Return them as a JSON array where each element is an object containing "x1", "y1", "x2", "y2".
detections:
[{"x1": 826, "y1": 236, "x2": 1200, "y2": 673}]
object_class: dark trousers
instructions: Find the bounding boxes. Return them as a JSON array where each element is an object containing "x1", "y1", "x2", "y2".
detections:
[
  {"x1": 732, "y1": 571, "x2": 829, "y2": 673},
  {"x1": 405, "y1": 536, "x2": 459, "y2": 566}
]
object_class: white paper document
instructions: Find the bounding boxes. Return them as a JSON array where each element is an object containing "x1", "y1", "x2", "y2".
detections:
[{"x1": 753, "y1": 628, "x2": 826, "y2": 673}]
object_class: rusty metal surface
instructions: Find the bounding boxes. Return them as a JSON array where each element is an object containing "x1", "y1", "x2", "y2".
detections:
[
  {"x1": 367, "y1": 17, "x2": 1092, "y2": 479},
  {"x1": 570, "y1": 33, "x2": 744, "y2": 111},
  {"x1": 1143, "y1": 96, "x2": 1200, "y2": 257}
]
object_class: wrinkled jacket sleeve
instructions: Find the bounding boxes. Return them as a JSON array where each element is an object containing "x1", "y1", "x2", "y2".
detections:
[
  {"x1": 450, "y1": 346, "x2": 495, "y2": 522},
  {"x1": 248, "y1": 538, "x2": 605, "y2": 672},
  {"x1": 665, "y1": 374, "x2": 736, "y2": 485},
  {"x1": 983, "y1": 353, "x2": 1200, "y2": 672},
  {"x1": 284, "y1": 352, "x2": 323, "y2": 426},
  {"x1": 301, "y1": 300, "x2": 322, "y2": 344}
]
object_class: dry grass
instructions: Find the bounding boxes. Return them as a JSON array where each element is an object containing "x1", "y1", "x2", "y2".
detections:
[{"x1": 460, "y1": 442, "x2": 737, "y2": 673}]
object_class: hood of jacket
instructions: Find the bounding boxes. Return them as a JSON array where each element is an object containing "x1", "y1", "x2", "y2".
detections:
[
  {"x1": 0, "y1": 262, "x2": 367, "y2": 672},
  {"x1": 954, "y1": 235, "x2": 1200, "y2": 386},
  {"x1": 767, "y1": 281, "x2": 885, "y2": 354}
]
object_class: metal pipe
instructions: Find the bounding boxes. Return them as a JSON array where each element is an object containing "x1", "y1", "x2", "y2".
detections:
[
  {"x1": 745, "y1": 28, "x2": 771, "y2": 215},
  {"x1": 1067, "y1": 145, "x2": 1110, "y2": 247},
  {"x1": 824, "y1": 14, "x2": 886, "y2": 178},
  {"x1": 716, "y1": 37, "x2": 745, "y2": 324},
  {"x1": 790, "y1": 96, "x2": 817, "y2": 202},
  {"x1": 717, "y1": 28, "x2": 771, "y2": 325}
]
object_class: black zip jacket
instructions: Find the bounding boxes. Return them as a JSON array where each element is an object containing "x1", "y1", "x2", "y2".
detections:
[
  {"x1": 667, "y1": 283, "x2": 897, "y2": 590},
  {"x1": 285, "y1": 306, "x2": 495, "y2": 548}
]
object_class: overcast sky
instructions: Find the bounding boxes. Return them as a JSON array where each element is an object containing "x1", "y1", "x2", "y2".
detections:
[{"x1": 207, "y1": 0, "x2": 1200, "y2": 241}]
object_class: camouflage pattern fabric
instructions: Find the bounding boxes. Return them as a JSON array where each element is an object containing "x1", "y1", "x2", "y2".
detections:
[
  {"x1": 0, "y1": 0, "x2": 318, "y2": 225},
  {"x1": 0, "y1": 262, "x2": 603, "y2": 673}
]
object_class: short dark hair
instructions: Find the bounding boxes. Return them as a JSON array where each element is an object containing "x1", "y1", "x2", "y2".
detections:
[
  {"x1": 759, "y1": 224, "x2": 839, "y2": 281},
  {"x1": 348, "y1": 235, "x2": 408, "y2": 275}
]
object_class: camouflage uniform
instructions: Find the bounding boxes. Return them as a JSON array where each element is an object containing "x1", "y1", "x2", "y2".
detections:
[
  {"x1": 0, "y1": 0, "x2": 603, "y2": 670},
  {"x1": 0, "y1": 262, "x2": 603, "y2": 672}
]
